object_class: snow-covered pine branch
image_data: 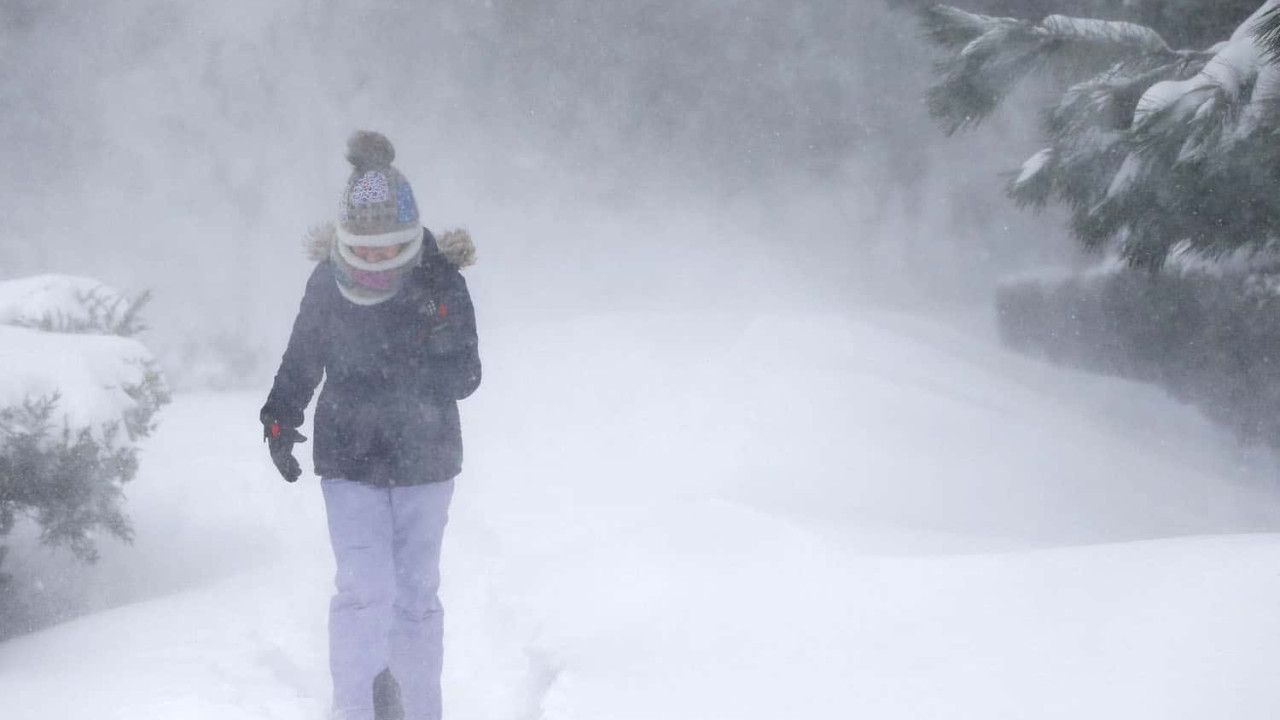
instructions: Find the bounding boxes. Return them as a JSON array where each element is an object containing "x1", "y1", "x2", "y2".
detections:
[
  {"x1": 1258, "y1": 3, "x2": 1280, "y2": 56},
  {"x1": 1009, "y1": 148, "x2": 1055, "y2": 207},
  {"x1": 921, "y1": 4, "x2": 1180, "y2": 134},
  {"x1": 924, "y1": 0, "x2": 1280, "y2": 267}
]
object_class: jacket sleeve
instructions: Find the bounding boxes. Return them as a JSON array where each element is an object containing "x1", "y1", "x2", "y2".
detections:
[
  {"x1": 261, "y1": 264, "x2": 330, "y2": 428},
  {"x1": 427, "y1": 265, "x2": 482, "y2": 401}
]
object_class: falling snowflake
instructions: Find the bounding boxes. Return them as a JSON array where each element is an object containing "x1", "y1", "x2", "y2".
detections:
[{"x1": 350, "y1": 171, "x2": 390, "y2": 205}]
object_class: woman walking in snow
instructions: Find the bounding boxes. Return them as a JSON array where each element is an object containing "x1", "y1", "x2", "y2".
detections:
[{"x1": 261, "y1": 131, "x2": 481, "y2": 720}]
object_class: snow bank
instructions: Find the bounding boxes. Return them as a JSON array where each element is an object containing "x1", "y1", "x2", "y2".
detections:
[
  {"x1": 505, "y1": 525, "x2": 1280, "y2": 720},
  {"x1": 2, "y1": 311, "x2": 1278, "y2": 719},
  {"x1": 448, "y1": 312, "x2": 1280, "y2": 719}
]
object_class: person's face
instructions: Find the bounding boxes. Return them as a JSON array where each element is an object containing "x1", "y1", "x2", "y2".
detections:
[{"x1": 349, "y1": 242, "x2": 409, "y2": 263}]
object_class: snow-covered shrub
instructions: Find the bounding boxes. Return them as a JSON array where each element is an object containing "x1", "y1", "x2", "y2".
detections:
[
  {"x1": 998, "y1": 266, "x2": 1280, "y2": 444},
  {"x1": 0, "y1": 276, "x2": 169, "y2": 586}
]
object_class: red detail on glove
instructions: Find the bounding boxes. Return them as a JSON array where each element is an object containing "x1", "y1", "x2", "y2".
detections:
[
  {"x1": 271, "y1": 423, "x2": 281, "y2": 439},
  {"x1": 438, "y1": 303, "x2": 448, "y2": 317}
]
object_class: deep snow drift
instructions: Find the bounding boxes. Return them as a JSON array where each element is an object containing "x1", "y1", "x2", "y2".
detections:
[{"x1": 2, "y1": 310, "x2": 1279, "y2": 720}]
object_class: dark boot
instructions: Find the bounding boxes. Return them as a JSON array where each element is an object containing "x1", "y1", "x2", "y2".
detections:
[{"x1": 373, "y1": 667, "x2": 404, "y2": 720}]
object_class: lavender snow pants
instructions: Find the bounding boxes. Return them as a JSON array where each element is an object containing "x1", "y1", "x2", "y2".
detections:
[{"x1": 321, "y1": 477, "x2": 455, "y2": 720}]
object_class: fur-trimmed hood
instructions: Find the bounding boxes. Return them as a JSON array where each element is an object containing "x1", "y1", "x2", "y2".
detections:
[{"x1": 304, "y1": 222, "x2": 477, "y2": 270}]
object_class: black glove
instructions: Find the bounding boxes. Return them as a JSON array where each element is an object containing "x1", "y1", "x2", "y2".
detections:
[{"x1": 263, "y1": 420, "x2": 308, "y2": 483}]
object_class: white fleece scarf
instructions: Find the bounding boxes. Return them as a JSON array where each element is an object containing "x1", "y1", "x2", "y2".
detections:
[{"x1": 331, "y1": 228, "x2": 424, "y2": 306}]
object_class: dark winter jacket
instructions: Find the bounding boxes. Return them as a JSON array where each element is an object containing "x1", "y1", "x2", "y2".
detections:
[{"x1": 261, "y1": 228, "x2": 481, "y2": 487}]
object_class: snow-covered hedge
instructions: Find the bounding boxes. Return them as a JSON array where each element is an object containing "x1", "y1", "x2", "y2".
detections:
[
  {"x1": 998, "y1": 266, "x2": 1280, "y2": 444},
  {"x1": 0, "y1": 275, "x2": 168, "y2": 582}
]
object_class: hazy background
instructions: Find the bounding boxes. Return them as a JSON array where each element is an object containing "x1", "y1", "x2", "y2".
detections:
[
  {"x1": 10, "y1": 6, "x2": 1280, "y2": 715},
  {"x1": 0, "y1": 0, "x2": 1074, "y2": 387}
]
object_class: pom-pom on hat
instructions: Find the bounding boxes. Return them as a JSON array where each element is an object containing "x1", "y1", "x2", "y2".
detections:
[
  {"x1": 337, "y1": 131, "x2": 422, "y2": 248},
  {"x1": 331, "y1": 131, "x2": 424, "y2": 305}
]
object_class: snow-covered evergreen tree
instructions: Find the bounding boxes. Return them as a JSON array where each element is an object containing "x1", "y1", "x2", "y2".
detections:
[
  {"x1": 921, "y1": 0, "x2": 1280, "y2": 268},
  {"x1": 0, "y1": 277, "x2": 168, "y2": 586}
]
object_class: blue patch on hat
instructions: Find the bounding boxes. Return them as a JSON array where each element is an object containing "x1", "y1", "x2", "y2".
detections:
[{"x1": 396, "y1": 184, "x2": 418, "y2": 223}]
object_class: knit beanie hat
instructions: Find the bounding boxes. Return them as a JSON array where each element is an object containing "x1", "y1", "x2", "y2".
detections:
[{"x1": 332, "y1": 131, "x2": 424, "y2": 305}]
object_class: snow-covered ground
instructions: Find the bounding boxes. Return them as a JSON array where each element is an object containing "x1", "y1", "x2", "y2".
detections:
[{"x1": 3, "y1": 310, "x2": 1280, "y2": 720}]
